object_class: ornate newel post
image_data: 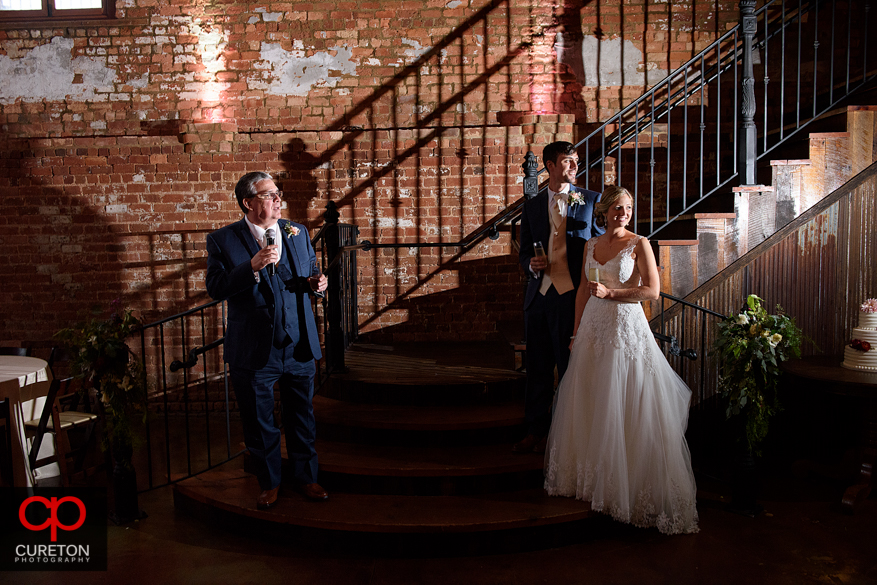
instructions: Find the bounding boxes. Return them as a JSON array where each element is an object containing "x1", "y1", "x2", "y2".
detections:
[
  {"x1": 738, "y1": 0, "x2": 758, "y2": 186},
  {"x1": 522, "y1": 151, "x2": 539, "y2": 200},
  {"x1": 323, "y1": 200, "x2": 345, "y2": 374}
]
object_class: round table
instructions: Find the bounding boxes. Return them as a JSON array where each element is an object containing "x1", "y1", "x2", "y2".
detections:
[
  {"x1": 781, "y1": 355, "x2": 877, "y2": 514},
  {"x1": 0, "y1": 356, "x2": 54, "y2": 486}
]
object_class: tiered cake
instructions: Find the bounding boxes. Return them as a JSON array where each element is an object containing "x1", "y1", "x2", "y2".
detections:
[{"x1": 842, "y1": 299, "x2": 877, "y2": 371}]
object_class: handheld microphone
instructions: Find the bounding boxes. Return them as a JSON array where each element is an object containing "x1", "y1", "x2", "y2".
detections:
[{"x1": 265, "y1": 228, "x2": 276, "y2": 277}]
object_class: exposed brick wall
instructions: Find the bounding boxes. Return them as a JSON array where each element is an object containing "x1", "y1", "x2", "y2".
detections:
[{"x1": 0, "y1": 0, "x2": 739, "y2": 358}]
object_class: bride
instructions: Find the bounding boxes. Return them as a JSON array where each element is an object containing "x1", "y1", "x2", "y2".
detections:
[{"x1": 544, "y1": 186, "x2": 699, "y2": 535}]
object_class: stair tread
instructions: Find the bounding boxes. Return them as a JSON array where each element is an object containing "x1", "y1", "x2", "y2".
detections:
[
  {"x1": 334, "y1": 346, "x2": 524, "y2": 385},
  {"x1": 174, "y1": 461, "x2": 591, "y2": 533},
  {"x1": 314, "y1": 439, "x2": 542, "y2": 476},
  {"x1": 314, "y1": 395, "x2": 524, "y2": 430}
]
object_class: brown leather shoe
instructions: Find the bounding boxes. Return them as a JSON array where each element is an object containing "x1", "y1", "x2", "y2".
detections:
[
  {"x1": 257, "y1": 486, "x2": 280, "y2": 509},
  {"x1": 512, "y1": 434, "x2": 542, "y2": 453},
  {"x1": 300, "y1": 483, "x2": 329, "y2": 501}
]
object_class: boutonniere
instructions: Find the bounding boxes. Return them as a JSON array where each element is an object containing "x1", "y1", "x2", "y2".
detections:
[
  {"x1": 281, "y1": 223, "x2": 300, "y2": 238},
  {"x1": 568, "y1": 192, "x2": 585, "y2": 207}
]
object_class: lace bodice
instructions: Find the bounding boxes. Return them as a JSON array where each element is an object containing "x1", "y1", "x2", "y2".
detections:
[
  {"x1": 585, "y1": 235, "x2": 641, "y2": 289},
  {"x1": 577, "y1": 235, "x2": 655, "y2": 373}
]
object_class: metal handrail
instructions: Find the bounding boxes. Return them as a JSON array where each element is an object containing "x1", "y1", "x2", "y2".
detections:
[{"x1": 365, "y1": 0, "x2": 870, "y2": 253}]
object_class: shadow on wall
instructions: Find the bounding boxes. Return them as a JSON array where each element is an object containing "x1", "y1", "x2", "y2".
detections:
[
  {"x1": 356, "y1": 253, "x2": 527, "y2": 344},
  {"x1": 279, "y1": 137, "x2": 322, "y2": 225}
]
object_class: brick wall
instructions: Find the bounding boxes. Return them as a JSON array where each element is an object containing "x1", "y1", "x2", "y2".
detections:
[{"x1": 0, "y1": 0, "x2": 739, "y2": 356}]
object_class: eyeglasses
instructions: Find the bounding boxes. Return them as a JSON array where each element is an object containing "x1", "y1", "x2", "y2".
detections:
[{"x1": 252, "y1": 190, "x2": 282, "y2": 200}]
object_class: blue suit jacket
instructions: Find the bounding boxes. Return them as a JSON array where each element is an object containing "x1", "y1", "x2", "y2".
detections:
[
  {"x1": 206, "y1": 218, "x2": 322, "y2": 370},
  {"x1": 519, "y1": 186, "x2": 604, "y2": 310}
]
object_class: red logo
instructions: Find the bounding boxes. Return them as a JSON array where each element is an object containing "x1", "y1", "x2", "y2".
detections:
[{"x1": 19, "y1": 496, "x2": 86, "y2": 542}]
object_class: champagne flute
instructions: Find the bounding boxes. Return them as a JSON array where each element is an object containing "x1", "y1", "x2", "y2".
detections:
[
  {"x1": 310, "y1": 263, "x2": 325, "y2": 299},
  {"x1": 588, "y1": 267, "x2": 601, "y2": 283}
]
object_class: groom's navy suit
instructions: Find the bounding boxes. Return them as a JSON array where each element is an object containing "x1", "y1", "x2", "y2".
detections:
[
  {"x1": 519, "y1": 185, "x2": 603, "y2": 437},
  {"x1": 206, "y1": 218, "x2": 322, "y2": 490}
]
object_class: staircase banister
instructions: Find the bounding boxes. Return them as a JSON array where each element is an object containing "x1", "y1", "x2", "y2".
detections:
[{"x1": 677, "y1": 159, "x2": 877, "y2": 307}]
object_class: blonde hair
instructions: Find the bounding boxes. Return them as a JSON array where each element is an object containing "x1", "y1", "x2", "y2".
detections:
[{"x1": 594, "y1": 186, "x2": 633, "y2": 228}]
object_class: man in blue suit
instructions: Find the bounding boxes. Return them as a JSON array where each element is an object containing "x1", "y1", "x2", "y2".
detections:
[
  {"x1": 514, "y1": 142, "x2": 604, "y2": 453},
  {"x1": 206, "y1": 171, "x2": 328, "y2": 509}
]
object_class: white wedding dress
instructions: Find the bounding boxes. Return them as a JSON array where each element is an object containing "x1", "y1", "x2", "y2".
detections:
[{"x1": 544, "y1": 236, "x2": 699, "y2": 535}]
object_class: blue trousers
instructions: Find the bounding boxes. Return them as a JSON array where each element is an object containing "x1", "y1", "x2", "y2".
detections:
[{"x1": 229, "y1": 346, "x2": 318, "y2": 490}]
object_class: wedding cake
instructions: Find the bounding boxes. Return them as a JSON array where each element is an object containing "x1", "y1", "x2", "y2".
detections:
[{"x1": 842, "y1": 298, "x2": 877, "y2": 371}]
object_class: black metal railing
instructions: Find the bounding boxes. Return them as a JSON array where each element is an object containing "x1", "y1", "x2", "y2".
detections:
[
  {"x1": 652, "y1": 293, "x2": 726, "y2": 409},
  {"x1": 502, "y1": 0, "x2": 873, "y2": 241},
  {"x1": 133, "y1": 299, "x2": 233, "y2": 491},
  {"x1": 310, "y1": 202, "x2": 361, "y2": 374}
]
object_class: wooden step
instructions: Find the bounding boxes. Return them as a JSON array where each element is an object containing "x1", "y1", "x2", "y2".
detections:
[
  {"x1": 314, "y1": 439, "x2": 543, "y2": 495},
  {"x1": 173, "y1": 458, "x2": 595, "y2": 555},
  {"x1": 314, "y1": 395, "x2": 524, "y2": 431},
  {"x1": 314, "y1": 394, "x2": 525, "y2": 445},
  {"x1": 323, "y1": 345, "x2": 525, "y2": 405},
  {"x1": 317, "y1": 439, "x2": 542, "y2": 478}
]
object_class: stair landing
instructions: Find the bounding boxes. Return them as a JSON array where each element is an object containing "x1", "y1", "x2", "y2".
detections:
[
  {"x1": 174, "y1": 457, "x2": 590, "y2": 533},
  {"x1": 172, "y1": 341, "x2": 597, "y2": 555}
]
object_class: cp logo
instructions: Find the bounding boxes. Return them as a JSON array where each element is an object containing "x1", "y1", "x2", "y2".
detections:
[{"x1": 19, "y1": 496, "x2": 86, "y2": 542}]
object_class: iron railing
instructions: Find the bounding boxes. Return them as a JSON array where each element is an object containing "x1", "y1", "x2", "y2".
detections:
[
  {"x1": 505, "y1": 0, "x2": 874, "y2": 242},
  {"x1": 652, "y1": 293, "x2": 726, "y2": 409},
  {"x1": 133, "y1": 299, "x2": 233, "y2": 491}
]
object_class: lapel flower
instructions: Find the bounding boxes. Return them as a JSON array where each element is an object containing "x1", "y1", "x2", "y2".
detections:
[
  {"x1": 281, "y1": 223, "x2": 300, "y2": 238},
  {"x1": 567, "y1": 191, "x2": 586, "y2": 207}
]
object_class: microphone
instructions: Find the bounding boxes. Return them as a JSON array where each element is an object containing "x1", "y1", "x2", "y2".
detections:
[{"x1": 265, "y1": 228, "x2": 276, "y2": 277}]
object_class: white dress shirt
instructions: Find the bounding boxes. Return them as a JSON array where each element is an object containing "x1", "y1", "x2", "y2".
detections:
[{"x1": 245, "y1": 217, "x2": 282, "y2": 282}]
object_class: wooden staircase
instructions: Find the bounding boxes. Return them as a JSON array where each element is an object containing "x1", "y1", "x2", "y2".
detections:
[
  {"x1": 639, "y1": 100, "x2": 877, "y2": 318},
  {"x1": 172, "y1": 342, "x2": 596, "y2": 555}
]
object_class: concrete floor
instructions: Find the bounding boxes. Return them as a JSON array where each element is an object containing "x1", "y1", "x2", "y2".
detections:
[{"x1": 5, "y1": 466, "x2": 877, "y2": 585}]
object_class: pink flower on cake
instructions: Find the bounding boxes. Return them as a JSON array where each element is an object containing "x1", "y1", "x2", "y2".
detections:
[
  {"x1": 850, "y1": 339, "x2": 872, "y2": 352},
  {"x1": 281, "y1": 223, "x2": 300, "y2": 238},
  {"x1": 860, "y1": 298, "x2": 877, "y2": 314}
]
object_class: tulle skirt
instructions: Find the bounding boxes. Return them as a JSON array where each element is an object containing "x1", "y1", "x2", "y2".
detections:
[{"x1": 544, "y1": 298, "x2": 699, "y2": 535}]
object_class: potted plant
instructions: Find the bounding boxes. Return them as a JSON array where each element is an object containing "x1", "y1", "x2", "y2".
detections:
[
  {"x1": 713, "y1": 294, "x2": 804, "y2": 514},
  {"x1": 54, "y1": 299, "x2": 147, "y2": 522}
]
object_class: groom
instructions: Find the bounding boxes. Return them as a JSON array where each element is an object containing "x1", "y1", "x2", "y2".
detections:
[{"x1": 514, "y1": 141, "x2": 604, "y2": 453}]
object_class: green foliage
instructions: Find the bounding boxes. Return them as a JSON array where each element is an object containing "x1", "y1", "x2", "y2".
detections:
[
  {"x1": 54, "y1": 300, "x2": 147, "y2": 465},
  {"x1": 713, "y1": 294, "x2": 804, "y2": 455}
]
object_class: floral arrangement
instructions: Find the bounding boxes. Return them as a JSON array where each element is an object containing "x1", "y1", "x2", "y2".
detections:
[
  {"x1": 568, "y1": 191, "x2": 586, "y2": 207},
  {"x1": 713, "y1": 294, "x2": 804, "y2": 454},
  {"x1": 54, "y1": 300, "x2": 147, "y2": 463},
  {"x1": 860, "y1": 298, "x2": 877, "y2": 313},
  {"x1": 281, "y1": 223, "x2": 300, "y2": 238}
]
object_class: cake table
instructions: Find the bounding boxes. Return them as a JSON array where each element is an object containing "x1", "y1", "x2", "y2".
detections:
[{"x1": 781, "y1": 355, "x2": 877, "y2": 514}]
